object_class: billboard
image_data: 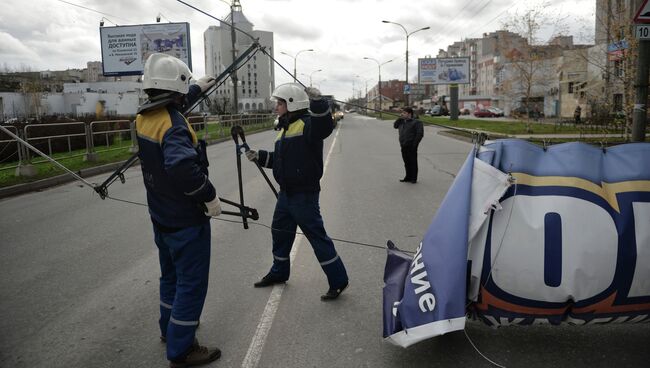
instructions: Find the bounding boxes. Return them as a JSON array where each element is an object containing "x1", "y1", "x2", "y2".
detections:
[
  {"x1": 383, "y1": 140, "x2": 650, "y2": 347},
  {"x1": 418, "y1": 57, "x2": 470, "y2": 85},
  {"x1": 99, "y1": 23, "x2": 192, "y2": 76}
]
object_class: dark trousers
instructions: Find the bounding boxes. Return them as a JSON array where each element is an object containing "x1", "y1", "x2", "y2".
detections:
[
  {"x1": 401, "y1": 144, "x2": 419, "y2": 181},
  {"x1": 269, "y1": 191, "x2": 348, "y2": 289},
  {"x1": 154, "y1": 222, "x2": 211, "y2": 361}
]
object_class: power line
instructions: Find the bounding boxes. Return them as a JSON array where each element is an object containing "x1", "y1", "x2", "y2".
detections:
[{"x1": 56, "y1": 0, "x2": 136, "y2": 23}]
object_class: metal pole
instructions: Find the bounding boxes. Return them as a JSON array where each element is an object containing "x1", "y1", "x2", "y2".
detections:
[
  {"x1": 450, "y1": 84, "x2": 459, "y2": 121},
  {"x1": 378, "y1": 68, "x2": 382, "y2": 118},
  {"x1": 405, "y1": 34, "x2": 409, "y2": 107},
  {"x1": 230, "y1": 2, "x2": 239, "y2": 114},
  {"x1": 632, "y1": 39, "x2": 649, "y2": 142}
]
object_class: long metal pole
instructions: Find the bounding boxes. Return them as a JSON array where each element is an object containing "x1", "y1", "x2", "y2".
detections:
[
  {"x1": 0, "y1": 124, "x2": 95, "y2": 189},
  {"x1": 632, "y1": 39, "x2": 649, "y2": 142},
  {"x1": 230, "y1": 3, "x2": 239, "y2": 113},
  {"x1": 378, "y1": 65, "x2": 382, "y2": 118},
  {"x1": 405, "y1": 34, "x2": 409, "y2": 107}
]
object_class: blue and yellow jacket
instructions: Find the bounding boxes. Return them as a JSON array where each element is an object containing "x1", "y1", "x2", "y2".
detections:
[
  {"x1": 257, "y1": 99, "x2": 333, "y2": 193},
  {"x1": 135, "y1": 85, "x2": 216, "y2": 229}
]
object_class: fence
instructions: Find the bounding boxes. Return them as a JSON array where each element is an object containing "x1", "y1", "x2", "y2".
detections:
[{"x1": 1, "y1": 114, "x2": 275, "y2": 176}]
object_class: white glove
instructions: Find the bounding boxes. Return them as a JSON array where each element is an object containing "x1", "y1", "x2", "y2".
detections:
[
  {"x1": 196, "y1": 76, "x2": 216, "y2": 93},
  {"x1": 304, "y1": 87, "x2": 322, "y2": 100},
  {"x1": 245, "y1": 149, "x2": 258, "y2": 162},
  {"x1": 204, "y1": 196, "x2": 221, "y2": 217}
]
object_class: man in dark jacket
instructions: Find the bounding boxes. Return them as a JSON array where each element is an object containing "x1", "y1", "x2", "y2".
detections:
[
  {"x1": 245, "y1": 83, "x2": 349, "y2": 300},
  {"x1": 394, "y1": 107, "x2": 424, "y2": 183},
  {"x1": 136, "y1": 53, "x2": 221, "y2": 368}
]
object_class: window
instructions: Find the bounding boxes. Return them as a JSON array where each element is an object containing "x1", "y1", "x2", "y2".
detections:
[
  {"x1": 614, "y1": 60, "x2": 623, "y2": 77},
  {"x1": 568, "y1": 82, "x2": 574, "y2": 93},
  {"x1": 613, "y1": 94, "x2": 623, "y2": 112}
]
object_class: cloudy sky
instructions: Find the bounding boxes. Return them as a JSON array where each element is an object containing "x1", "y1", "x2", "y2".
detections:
[{"x1": 1, "y1": 0, "x2": 596, "y2": 100}]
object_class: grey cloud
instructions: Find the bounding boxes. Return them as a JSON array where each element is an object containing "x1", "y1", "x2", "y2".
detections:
[{"x1": 259, "y1": 15, "x2": 322, "y2": 41}]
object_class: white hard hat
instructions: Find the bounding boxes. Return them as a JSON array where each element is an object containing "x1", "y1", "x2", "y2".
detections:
[
  {"x1": 272, "y1": 83, "x2": 309, "y2": 112},
  {"x1": 143, "y1": 53, "x2": 193, "y2": 94}
]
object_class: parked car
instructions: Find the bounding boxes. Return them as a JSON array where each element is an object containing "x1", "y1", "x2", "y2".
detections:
[
  {"x1": 474, "y1": 108, "x2": 496, "y2": 118},
  {"x1": 428, "y1": 105, "x2": 449, "y2": 116},
  {"x1": 488, "y1": 107, "x2": 504, "y2": 117}
]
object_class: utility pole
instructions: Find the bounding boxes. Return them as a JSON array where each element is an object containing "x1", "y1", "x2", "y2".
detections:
[
  {"x1": 230, "y1": 0, "x2": 240, "y2": 114},
  {"x1": 633, "y1": 0, "x2": 649, "y2": 142}
]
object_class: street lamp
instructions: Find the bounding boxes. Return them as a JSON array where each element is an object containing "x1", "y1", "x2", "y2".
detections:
[
  {"x1": 363, "y1": 57, "x2": 393, "y2": 117},
  {"x1": 382, "y1": 20, "x2": 430, "y2": 107},
  {"x1": 301, "y1": 69, "x2": 322, "y2": 87},
  {"x1": 280, "y1": 49, "x2": 314, "y2": 82},
  {"x1": 99, "y1": 17, "x2": 118, "y2": 27}
]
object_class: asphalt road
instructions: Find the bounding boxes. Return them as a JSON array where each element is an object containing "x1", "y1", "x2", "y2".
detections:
[{"x1": 1, "y1": 113, "x2": 648, "y2": 368}]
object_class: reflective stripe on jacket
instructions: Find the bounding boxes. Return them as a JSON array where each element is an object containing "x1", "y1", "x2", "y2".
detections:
[
  {"x1": 257, "y1": 99, "x2": 333, "y2": 193},
  {"x1": 135, "y1": 85, "x2": 215, "y2": 228}
]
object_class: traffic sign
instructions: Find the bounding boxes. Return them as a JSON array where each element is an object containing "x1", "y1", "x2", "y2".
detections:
[
  {"x1": 634, "y1": 0, "x2": 650, "y2": 23},
  {"x1": 636, "y1": 25, "x2": 650, "y2": 39},
  {"x1": 403, "y1": 84, "x2": 411, "y2": 94}
]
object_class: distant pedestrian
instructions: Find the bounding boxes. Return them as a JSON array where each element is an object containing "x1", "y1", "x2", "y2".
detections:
[
  {"x1": 394, "y1": 107, "x2": 424, "y2": 183},
  {"x1": 574, "y1": 105, "x2": 582, "y2": 124},
  {"x1": 136, "y1": 53, "x2": 221, "y2": 368}
]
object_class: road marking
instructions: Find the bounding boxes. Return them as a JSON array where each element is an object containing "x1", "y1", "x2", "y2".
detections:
[{"x1": 241, "y1": 123, "x2": 341, "y2": 368}]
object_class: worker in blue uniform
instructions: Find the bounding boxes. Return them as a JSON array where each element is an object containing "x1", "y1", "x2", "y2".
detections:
[
  {"x1": 245, "y1": 83, "x2": 349, "y2": 300},
  {"x1": 136, "y1": 53, "x2": 221, "y2": 367}
]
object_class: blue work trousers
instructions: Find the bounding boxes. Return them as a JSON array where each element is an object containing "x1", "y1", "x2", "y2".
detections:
[
  {"x1": 154, "y1": 221, "x2": 211, "y2": 361},
  {"x1": 270, "y1": 191, "x2": 348, "y2": 289}
]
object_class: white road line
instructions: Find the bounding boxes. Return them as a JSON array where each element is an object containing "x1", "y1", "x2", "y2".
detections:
[{"x1": 240, "y1": 123, "x2": 341, "y2": 368}]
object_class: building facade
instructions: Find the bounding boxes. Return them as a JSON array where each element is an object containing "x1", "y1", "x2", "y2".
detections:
[{"x1": 203, "y1": 1, "x2": 274, "y2": 113}]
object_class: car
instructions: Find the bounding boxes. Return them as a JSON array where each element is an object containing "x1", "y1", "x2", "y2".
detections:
[
  {"x1": 474, "y1": 108, "x2": 496, "y2": 118},
  {"x1": 488, "y1": 107, "x2": 504, "y2": 117},
  {"x1": 428, "y1": 105, "x2": 448, "y2": 116}
]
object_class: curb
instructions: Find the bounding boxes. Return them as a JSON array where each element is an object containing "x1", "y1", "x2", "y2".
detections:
[{"x1": 0, "y1": 160, "x2": 140, "y2": 200}]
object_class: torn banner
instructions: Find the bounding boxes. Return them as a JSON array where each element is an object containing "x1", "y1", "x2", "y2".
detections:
[
  {"x1": 383, "y1": 140, "x2": 650, "y2": 347},
  {"x1": 383, "y1": 147, "x2": 511, "y2": 347}
]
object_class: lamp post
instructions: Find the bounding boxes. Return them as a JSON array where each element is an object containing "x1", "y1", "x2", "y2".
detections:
[
  {"x1": 301, "y1": 69, "x2": 323, "y2": 87},
  {"x1": 382, "y1": 21, "x2": 429, "y2": 107},
  {"x1": 281, "y1": 49, "x2": 314, "y2": 82},
  {"x1": 363, "y1": 57, "x2": 393, "y2": 118}
]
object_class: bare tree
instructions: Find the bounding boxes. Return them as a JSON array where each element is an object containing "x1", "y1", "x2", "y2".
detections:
[
  {"x1": 577, "y1": 0, "x2": 638, "y2": 136},
  {"x1": 500, "y1": 2, "x2": 570, "y2": 131}
]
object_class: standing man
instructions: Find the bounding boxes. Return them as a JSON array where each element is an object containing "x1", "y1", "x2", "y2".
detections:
[
  {"x1": 394, "y1": 107, "x2": 424, "y2": 183},
  {"x1": 244, "y1": 83, "x2": 349, "y2": 300},
  {"x1": 136, "y1": 53, "x2": 221, "y2": 367},
  {"x1": 574, "y1": 105, "x2": 582, "y2": 125}
]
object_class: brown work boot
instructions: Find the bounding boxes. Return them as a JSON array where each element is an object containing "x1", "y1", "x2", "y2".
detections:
[{"x1": 169, "y1": 340, "x2": 221, "y2": 368}]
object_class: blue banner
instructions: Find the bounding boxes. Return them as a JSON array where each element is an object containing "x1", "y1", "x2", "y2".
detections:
[{"x1": 384, "y1": 140, "x2": 650, "y2": 346}]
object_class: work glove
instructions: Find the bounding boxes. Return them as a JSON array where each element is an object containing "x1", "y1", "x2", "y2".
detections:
[
  {"x1": 245, "y1": 149, "x2": 258, "y2": 162},
  {"x1": 204, "y1": 196, "x2": 222, "y2": 217},
  {"x1": 304, "y1": 87, "x2": 322, "y2": 100},
  {"x1": 196, "y1": 76, "x2": 216, "y2": 93}
]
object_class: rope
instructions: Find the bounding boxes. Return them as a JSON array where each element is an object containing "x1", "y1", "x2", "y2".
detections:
[
  {"x1": 103, "y1": 195, "x2": 414, "y2": 254},
  {"x1": 464, "y1": 329, "x2": 507, "y2": 368}
]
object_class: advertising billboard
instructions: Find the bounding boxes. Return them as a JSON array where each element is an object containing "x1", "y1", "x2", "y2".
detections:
[
  {"x1": 99, "y1": 23, "x2": 192, "y2": 76},
  {"x1": 418, "y1": 57, "x2": 470, "y2": 85}
]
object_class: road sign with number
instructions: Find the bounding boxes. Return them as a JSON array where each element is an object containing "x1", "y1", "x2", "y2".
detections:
[{"x1": 636, "y1": 25, "x2": 650, "y2": 39}]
